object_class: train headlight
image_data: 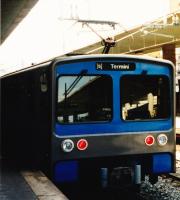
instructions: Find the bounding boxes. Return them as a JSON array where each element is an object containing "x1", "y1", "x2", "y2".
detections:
[
  {"x1": 145, "y1": 135, "x2": 155, "y2": 146},
  {"x1": 61, "y1": 139, "x2": 74, "y2": 152},
  {"x1": 157, "y1": 134, "x2": 168, "y2": 146}
]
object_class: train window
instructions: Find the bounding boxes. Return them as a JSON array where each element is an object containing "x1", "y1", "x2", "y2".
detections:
[
  {"x1": 121, "y1": 75, "x2": 170, "y2": 121},
  {"x1": 57, "y1": 75, "x2": 112, "y2": 123}
]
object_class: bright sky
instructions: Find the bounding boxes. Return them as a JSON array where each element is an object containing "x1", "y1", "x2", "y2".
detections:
[{"x1": 0, "y1": 0, "x2": 170, "y2": 75}]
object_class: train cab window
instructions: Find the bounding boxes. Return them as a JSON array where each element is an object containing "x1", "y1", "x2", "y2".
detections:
[
  {"x1": 121, "y1": 75, "x2": 170, "y2": 121},
  {"x1": 57, "y1": 75, "x2": 112, "y2": 123}
]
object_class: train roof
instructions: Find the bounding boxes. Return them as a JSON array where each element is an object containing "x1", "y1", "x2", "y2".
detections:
[
  {"x1": 1, "y1": 54, "x2": 174, "y2": 78},
  {"x1": 0, "y1": 56, "x2": 65, "y2": 78},
  {"x1": 53, "y1": 54, "x2": 175, "y2": 66}
]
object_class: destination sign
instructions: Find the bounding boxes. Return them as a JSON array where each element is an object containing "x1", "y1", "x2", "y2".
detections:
[{"x1": 96, "y1": 62, "x2": 136, "y2": 71}]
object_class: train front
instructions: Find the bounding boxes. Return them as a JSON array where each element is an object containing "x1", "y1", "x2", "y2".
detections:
[{"x1": 51, "y1": 55, "x2": 176, "y2": 186}]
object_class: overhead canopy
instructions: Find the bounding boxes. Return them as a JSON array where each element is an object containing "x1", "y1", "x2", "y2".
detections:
[
  {"x1": 1, "y1": 0, "x2": 38, "y2": 44},
  {"x1": 71, "y1": 11, "x2": 180, "y2": 55}
]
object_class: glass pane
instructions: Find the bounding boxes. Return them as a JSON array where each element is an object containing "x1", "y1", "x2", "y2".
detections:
[
  {"x1": 57, "y1": 75, "x2": 112, "y2": 123},
  {"x1": 121, "y1": 75, "x2": 170, "y2": 120}
]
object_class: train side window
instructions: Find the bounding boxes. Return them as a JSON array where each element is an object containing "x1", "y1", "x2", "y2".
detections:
[
  {"x1": 121, "y1": 75, "x2": 170, "y2": 121},
  {"x1": 57, "y1": 75, "x2": 113, "y2": 123}
]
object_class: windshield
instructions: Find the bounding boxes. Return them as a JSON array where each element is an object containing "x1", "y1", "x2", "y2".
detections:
[
  {"x1": 57, "y1": 75, "x2": 113, "y2": 123},
  {"x1": 121, "y1": 75, "x2": 170, "y2": 120}
]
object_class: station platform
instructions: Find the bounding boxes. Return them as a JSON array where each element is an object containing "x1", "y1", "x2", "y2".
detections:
[
  {"x1": 0, "y1": 159, "x2": 68, "y2": 200},
  {"x1": 0, "y1": 160, "x2": 36, "y2": 200}
]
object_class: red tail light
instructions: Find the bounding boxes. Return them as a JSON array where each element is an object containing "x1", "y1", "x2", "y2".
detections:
[
  {"x1": 77, "y1": 139, "x2": 88, "y2": 151},
  {"x1": 145, "y1": 135, "x2": 155, "y2": 146}
]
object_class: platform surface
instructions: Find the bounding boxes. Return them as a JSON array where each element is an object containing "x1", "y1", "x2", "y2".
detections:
[
  {"x1": 0, "y1": 160, "x2": 37, "y2": 200},
  {"x1": 0, "y1": 160, "x2": 68, "y2": 200}
]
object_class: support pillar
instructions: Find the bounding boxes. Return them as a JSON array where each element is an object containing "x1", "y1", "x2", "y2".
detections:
[{"x1": 162, "y1": 43, "x2": 176, "y2": 65}]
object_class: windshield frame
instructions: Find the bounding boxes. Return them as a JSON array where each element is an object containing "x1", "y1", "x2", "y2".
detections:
[{"x1": 56, "y1": 74, "x2": 113, "y2": 124}]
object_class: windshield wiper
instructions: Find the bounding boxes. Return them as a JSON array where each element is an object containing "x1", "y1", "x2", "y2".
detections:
[{"x1": 64, "y1": 69, "x2": 88, "y2": 96}]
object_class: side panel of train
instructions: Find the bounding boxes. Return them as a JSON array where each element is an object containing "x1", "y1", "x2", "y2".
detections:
[
  {"x1": 1, "y1": 64, "x2": 52, "y2": 171},
  {"x1": 52, "y1": 56, "x2": 175, "y2": 184}
]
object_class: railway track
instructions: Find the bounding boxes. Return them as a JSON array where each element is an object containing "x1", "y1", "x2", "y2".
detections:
[
  {"x1": 168, "y1": 172, "x2": 180, "y2": 182},
  {"x1": 57, "y1": 151, "x2": 180, "y2": 200}
]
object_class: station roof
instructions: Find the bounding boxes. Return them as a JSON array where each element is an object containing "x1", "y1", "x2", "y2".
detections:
[
  {"x1": 71, "y1": 10, "x2": 180, "y2": 55},
  {"x1": 1, "y1": 0, "x2": 38, "y2": 44}
]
